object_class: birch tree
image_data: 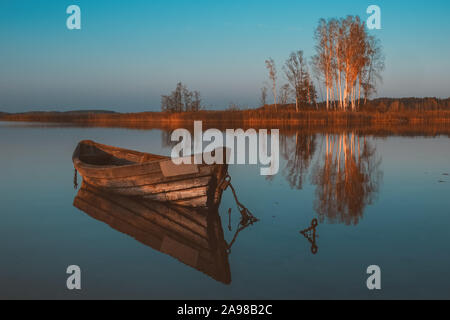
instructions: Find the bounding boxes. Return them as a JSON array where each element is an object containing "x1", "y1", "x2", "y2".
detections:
[
  {"x1": 312, "y1": 16, "x2": 384, "y2": 111},
  {"x1": 279, "y1": 84, "x2": 292, "y2": 105},
  {"x1": 260, "y1": 87, "x2": 268, "y2": 106},
  {"x1": 265, "y1": 58, "x2": 277, "y2": 110},
  {"x1": 284, "y1": 51, "x2": 304, "y2": 111},
  {"x1": 192, "y1": 91, "x2": 201, "y2": 112},
  {"x1": 284, "y1": 51, "x2": 317, "y2": 111}
]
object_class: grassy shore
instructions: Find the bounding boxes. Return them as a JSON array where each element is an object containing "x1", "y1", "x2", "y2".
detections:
[
  {"x1": 2, "y1": 108, "x2": 450, "y2": 137},
  {"x1": 2, "y1": 96, "x2": 450, "y2": 138},
  {"x1": 2, "y1": 107, "x2": 450, "y2": 126}
]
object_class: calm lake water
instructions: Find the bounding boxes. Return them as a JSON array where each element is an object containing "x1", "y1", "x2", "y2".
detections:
[{"x1": 0, "y1": 121, "x2": 449, "y2": 299}]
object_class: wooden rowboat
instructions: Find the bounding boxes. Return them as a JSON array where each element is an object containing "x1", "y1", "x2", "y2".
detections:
[
  {"x1": 73, "y1": 183, "x2": 231, "y2": 284},
  {"x1": 72, "y1": 140, "x2": 228, "y2": 208}
]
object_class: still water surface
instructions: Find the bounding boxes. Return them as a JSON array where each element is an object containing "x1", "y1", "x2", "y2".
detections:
[{"x1": 0, "y1": 122, "x2": 449, "y2": 299}]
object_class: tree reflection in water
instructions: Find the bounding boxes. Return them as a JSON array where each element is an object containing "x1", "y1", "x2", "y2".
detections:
[
  {"x1": 280, "y1": 131, "x2": 383, "y2": 225},
  {"x1": 280, "y1": 132, "x2": 317, "y2": 189},
  {"x1": 164, "y1": 128, "x2": 382, "y2": 226},
  {"x1": 310, "y1": 133, "x2": 383, "y2": 225}
]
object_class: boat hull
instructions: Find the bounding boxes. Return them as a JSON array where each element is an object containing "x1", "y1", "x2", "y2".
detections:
[{"x1": 73, "y1": 140, "x2": 228, "y2": 208}]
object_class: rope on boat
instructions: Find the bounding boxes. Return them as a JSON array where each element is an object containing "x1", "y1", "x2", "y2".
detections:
[{"x1": 74, "y1": 168, "x2": 78, "y2": 190}]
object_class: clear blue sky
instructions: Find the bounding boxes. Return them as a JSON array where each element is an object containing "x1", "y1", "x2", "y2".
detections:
[{"x1": 1, "y1": 0, "x2": 449, "y2": 112}]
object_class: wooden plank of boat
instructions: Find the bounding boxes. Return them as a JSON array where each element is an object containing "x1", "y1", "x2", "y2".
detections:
[
  {"x1": 83, "y1": 176, "x2": 211, "y2": 196},
  {"x1": 72, "y1": 140, "x2": 228, "y2": 208},
  {"x1": 81, "y1": 165, "x2": 215, "y2": 187},
  {"x1": 159, "y1": 158, "x2": 199, "y2": 177},
  {"x1": 171, "y1": 196, "x2": 210, "y2": 208},
  {"x1": 73, "y1": 183, "x2": 231, "y2": 284}
]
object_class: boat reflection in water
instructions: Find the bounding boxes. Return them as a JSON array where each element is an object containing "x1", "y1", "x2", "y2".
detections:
[{"x1": 73, "y1": 183, "x2": 250, "y2": 285}]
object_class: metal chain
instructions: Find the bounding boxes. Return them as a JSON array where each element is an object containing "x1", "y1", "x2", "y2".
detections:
[
  {"x1": 226, "y1": 219, "x2": 253, "y2": 254},
  {"x1": 300, "y1": 219, "x2": 319, "y2": 255},
  {"x1": 219, "y1": 174, "x2": 258, "y2": 225},
  {"x1": 219, "y1": 174, "x2": 259, "y2": 254}
]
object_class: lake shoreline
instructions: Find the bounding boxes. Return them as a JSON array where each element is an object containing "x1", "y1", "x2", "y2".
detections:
[
  {"x1": 1, "y1": 109, "x2": 450, "y2": 127},
  {"x1": 2, "y1": 109, "x2": 450, "y2": 137}
]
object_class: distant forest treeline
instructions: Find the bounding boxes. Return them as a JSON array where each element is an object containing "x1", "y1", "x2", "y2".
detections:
[
  {"x1": 269, "y1": 97, "x2": 450, "y2": 112},
  {"x1": 360, "y1": 97, "x2": 450, "y2": 112},
  {"x1": 1, "y1": 97, "x2": 450, "y2": 119},
  {"x1": 1, "y1": 97, "x2": 450, "y2": 130},
  {"x1": 161, "y1": 82, "x2": 202, "y2": 113}
]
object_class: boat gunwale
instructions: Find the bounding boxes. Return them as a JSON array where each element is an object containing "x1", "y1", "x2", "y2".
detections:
[
  {"x1": 73, "y1": 140, "x2": 170, "y2": 171},
  {"x1": 73, "y1": 140, "x2": 228, "y2": 172}
]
